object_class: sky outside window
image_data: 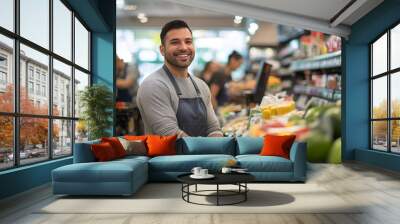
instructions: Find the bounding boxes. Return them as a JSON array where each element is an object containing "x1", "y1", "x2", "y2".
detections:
[{"x1": 0, "y1": 0, "x2": 14, "y2": 31}]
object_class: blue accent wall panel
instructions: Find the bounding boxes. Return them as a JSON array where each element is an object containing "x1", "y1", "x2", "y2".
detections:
[
  {"x1": 344, "y1": 0, "x2": 400, "y2": 171},
  {"x1": 355, "y1": 149, "x2": 400, "y2": 172},
  {"x1": 0, "y1": 158, "x2": 72, "y2": 199},
  {"x1": 342, "y1": 43, "x2": 369, "y2": 160}
]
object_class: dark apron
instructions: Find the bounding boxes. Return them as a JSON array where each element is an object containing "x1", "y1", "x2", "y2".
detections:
[{"x1": 163, "y1": 65, "x2": 208, "y2": 137}]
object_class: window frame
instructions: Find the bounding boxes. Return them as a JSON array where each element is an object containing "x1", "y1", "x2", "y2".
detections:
[
  {"x1": 0, "y1": 0, "x2": 92, "y2": 171},
  {"x1": 370, "y1": 20, "x2": 400, "y2": 154}
]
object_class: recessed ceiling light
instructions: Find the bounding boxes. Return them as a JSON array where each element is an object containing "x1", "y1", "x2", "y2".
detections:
[
  {"x1": 124, "y1": 4, "x2": 137, "y2": 11},
  {"x1": 137, "y1": 13, "x2": 146, "y2": 19},
  {"x1": 248, "y1": 22, "x2": 259, "y2": 35},
  {"x1": 234, "y1": 16, "x2": 243, "y2": 24},
  {"x1": 140, "y1": 17, "x2": 148, "y2": 23}
]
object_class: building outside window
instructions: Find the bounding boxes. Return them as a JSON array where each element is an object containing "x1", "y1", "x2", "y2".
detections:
[
  {"x1": 42, "y1": 85, "x2": 46, "y2": 97},
  {"x1": 371, "y1": 23, "x2": 400, "y2": 154},
  {"x1": 0, "y1": 71, "x2": 6, "y2": 85},
  {"x1": 28, "y1": 66, "x2": 34, "y2": 80},
  {"x1": 28, "y1": 81, "x2": 34, "y2": 94},
  {"x1": 0, "y1": 0, "x2": 91, "y2": 170}
]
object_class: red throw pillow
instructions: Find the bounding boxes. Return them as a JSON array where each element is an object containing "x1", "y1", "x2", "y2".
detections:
[
  {"x1": 91, "y1": 142, "x2": 117, "y2": 161},
  {"x1": 101, "y1": 137, "x2": 126, "y2": 158},
  {"x1": 146, "y1": 135, "x2": 177, "y2": 157},
  {"x1": 260, "y1": 134, "x2": 296, "y2": 159}
]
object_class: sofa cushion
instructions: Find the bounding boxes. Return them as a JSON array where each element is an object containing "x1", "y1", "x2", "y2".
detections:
[
  {"x1": 236, "y1": 137, "x2": 263, "y2": 155},
  {"x1": 178, "y1": 137, "x2": 236, "y2": 155},
  {"x1": 148, "y1": 154, "x2": 235, "y2": 172},
  {"x1": 236, "y1": 155, "x2": 293, "y2": 172}
]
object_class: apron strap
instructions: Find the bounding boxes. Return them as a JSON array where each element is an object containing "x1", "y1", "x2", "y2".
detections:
[
  {"x1": 188, "y1": 75, "x2": 201, "y2": 96},
  {"x1": 162, "y1": 65, "x2": 201, "y2": 97}
]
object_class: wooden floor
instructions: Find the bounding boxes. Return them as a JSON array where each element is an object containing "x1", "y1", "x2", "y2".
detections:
[{"x1": 1, "y1": 162, "x2": 400, "y2": 224}]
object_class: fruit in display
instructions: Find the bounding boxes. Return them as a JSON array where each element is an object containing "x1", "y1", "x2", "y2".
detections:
[
  {"x1": 321, "y1": 107, "x2": 341, "y2": 139},
  {"x1": 327, "y1": 138, "x2": 341, "y2": 164},
  {"x1": 306, "y1": 132, "x2": 332, "y2": 162},
  {"x1": 304, "y1": 107, "x2": 322, "y2": 124}
]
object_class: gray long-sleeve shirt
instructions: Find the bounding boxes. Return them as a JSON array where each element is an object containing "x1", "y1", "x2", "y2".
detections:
[{"x1": 136, "y1": 67, "x2": 222, "y2": 136}]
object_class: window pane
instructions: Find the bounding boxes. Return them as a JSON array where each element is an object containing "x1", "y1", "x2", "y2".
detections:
[
  {"x1": 20, "y1": 44, "x2": 49, "y2": 115},
  {"x1": 391, "y1": 120, "x2": 400, "y2": 153},
  {"x1": 391, "y1": 72, "x2": 400, "y2": 118},
  {"x1": 75, "y1": 120, "x2": 88, "y2": 143},
  {"x1": 372, "y1": 33, "x2": 387, "y2": 76},
  {"x1": 74, "y1": 69, "x2": 89, "y2": 118},
  {"x1": 75, "y1": 18, "x2": 89, "y2": 70},
  {"x1": 53, "y1": 0, "x2": 72, "y2": 60},
  {"x1": 372, "y1": 121, "x2": 388, "y2": 151},
  {"x1": 0, "y1": 116, "x2": 13, "y2": 170},
  {"x1": 0, "y1": 0, "x2": 14, "y2": 31},
  {"x1": 20, "y1": 0, "x2": 49, "y2": 49},
  {"x1": 20, "y1": 117, "x2": 49, "y2": 165},
  {"x1": 0, "y1": 35, "x2": 14, "y2": 112},
  {"x1": 53, "y1": 59, "x2": 72, "y2": 117},
  {"x1": 372, "y1": 77, "x2": 387, "y2": 119},
  {"x1": 53, "y1": 119, "x2": 72, "y2": 158},
  {"x1": 391, "y1": 24, "x2": 400, "y2": 70}
]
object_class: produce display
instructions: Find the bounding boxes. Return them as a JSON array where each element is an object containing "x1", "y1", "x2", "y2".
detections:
[{"x1": 221, "y1": 94, "x2": 341, "y2": 164}]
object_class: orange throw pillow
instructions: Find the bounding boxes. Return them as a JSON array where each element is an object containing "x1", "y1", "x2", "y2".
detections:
[
  {"x1": 101, "y1": 137, "x2": 126, "y2": 158},
  {"x1": 91, "y1": 142, "x2": 117, "y2": 161},
  {"x1": 146, "y1": 135, "x2": 177, "y2": 157},
  {"x1": 260, "y1": 134, "x2": 296, "y2": 159}
]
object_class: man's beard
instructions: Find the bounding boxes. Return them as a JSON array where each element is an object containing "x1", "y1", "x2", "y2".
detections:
[{"x1": 164, "y1": 51, "x2": 194, "y2": 69}]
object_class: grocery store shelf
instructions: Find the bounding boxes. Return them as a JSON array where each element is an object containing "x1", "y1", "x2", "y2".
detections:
[
  {"x1": 293, "y1": 85, "x2": 341, "y2": 101},
  {"x1": 290, "y1": 51, "x2": 341, "y2": 71}
]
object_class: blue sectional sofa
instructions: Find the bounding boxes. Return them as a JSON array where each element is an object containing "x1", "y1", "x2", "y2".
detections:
[{"x1": 52, "y1": 137, "x2": 307, "y2": 196}]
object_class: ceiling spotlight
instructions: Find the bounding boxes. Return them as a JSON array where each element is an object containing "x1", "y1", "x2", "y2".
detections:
[
  {"x1": 140, "y1": 17, "x2": 148, "y2": 23},
  {"x1": 248, "y1": 22, "x2": 259, "y2": 35},
  {"x1": 234, "y1": 15, "x2": 243, "y2": 24},
  {"x1": 124, "y1": 4, "x2": 137, "y2": 11},
  {"x1": 137, "y1": 13, "x2": 146, "y2": 19}
]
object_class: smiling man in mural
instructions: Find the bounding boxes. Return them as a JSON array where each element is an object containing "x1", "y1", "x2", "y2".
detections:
[{"x1": 136, "y1": 20, "x2": 223, "y2": 137}]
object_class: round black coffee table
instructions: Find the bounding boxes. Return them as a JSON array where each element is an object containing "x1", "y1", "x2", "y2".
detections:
[{"x1": 177, "y1": 173, "x2": 255, "y2": 206}]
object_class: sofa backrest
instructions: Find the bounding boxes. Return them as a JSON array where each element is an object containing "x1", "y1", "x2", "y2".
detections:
[
  {"x1": 236, "y1": 137, "x2": 263, "y2": 155},
  {"x1": 73, "y1": 139, "x2": 100, "y2": 163},
  {"x1": 177, "y1": 137, "x2": 236, "y2": 155}
]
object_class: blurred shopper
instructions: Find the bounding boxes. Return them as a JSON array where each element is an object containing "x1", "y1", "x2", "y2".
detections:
[
  {"x1": 116, "y1": 56, "x2": 139, "y2": 105},
  {"x1": 116, "y1": 56, "x2": 140, "y2": 135},
  {"x1": 136, "y1": 20, "x2": 223, "y2": 137},
  {"x1": 200, "y1": 60, "x2": 220, "y2": 86},
  {"x1": 209, "y1": 50, "x2": 243, "y2": 108}
]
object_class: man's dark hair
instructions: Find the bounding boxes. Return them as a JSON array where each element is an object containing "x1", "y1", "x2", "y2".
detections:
[
  {"x1": 160, "y1": 20, "x2": 192, "y2": 45},
  {"x1": 228, "y1": 50, "x2": 243, "y2": 63}
]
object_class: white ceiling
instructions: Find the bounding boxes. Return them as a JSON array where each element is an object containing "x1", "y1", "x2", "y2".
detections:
[
  {"x1": 224, "y1": 0, "x2": 353, "y2": 23},
  {"x1": 118, "y1": 0, "x2": 227, "y2": 17},
  {"x1": 118, "y1": 0, "x2": 384, "y2": 38}
]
